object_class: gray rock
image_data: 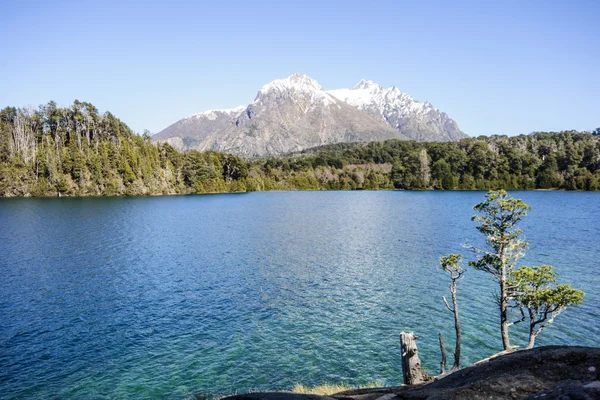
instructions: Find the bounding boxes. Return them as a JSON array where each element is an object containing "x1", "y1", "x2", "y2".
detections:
[
  {"x1": 218, "y1": 347, "x2": 599, "y2": 400},
  {"x1": 337, "y1": 346, "x2": 600, "y2": 400}
]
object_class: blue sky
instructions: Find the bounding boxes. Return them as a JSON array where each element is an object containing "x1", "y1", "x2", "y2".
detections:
[{"x1": 1, "y1": 0, "x2": 598, "y2": 136}]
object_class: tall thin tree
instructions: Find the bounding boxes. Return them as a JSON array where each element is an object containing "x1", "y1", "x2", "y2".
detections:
[
  {"x1": 469, "y1": 190, "x2": 531, "y2": 350},
  {"x1": 440, "y1": 253, "x2": 464, "y2": 370}
]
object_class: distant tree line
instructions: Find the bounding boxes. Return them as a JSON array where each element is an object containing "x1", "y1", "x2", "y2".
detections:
[
  {"x1": 261, "y1": 131, "x2": 600, "y2": 191},
  {"x1": 1, "y1": 101, "x2": 599, "y2": 196}
]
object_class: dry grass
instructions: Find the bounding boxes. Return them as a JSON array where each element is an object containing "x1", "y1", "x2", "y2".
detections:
[{"x1": 292, "y1": 380, "x2": 384, "y2": 396}]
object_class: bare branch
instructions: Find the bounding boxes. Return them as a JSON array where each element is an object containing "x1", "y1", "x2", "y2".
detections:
[
  {"x1": 536, "y1": 307, "x2": 565, "y2": 336},
  {"x1": 442, "y1": 296, "x2": 454, "y2": 312},
  {"x1": 507, "y1": 307, "x2": 525, "y2": 327}
]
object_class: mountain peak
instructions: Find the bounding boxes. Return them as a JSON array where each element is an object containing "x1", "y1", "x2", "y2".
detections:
[
  {"x1": 258, "y1": 73, "x2": 323, "y2": 97},
  {"x1": 354, "y1": 79, "x2": 381, "y2": 90},
  {"x1": 288, "y1": 72, "x2": 320, "y2": 87}
]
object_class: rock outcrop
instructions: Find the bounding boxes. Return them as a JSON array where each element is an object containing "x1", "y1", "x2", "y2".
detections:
[{"x1": 221, "y1": 346, "x2": 600, "y2": 400}]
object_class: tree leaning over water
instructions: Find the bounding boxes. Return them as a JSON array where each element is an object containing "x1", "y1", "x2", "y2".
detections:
[
  {"x1": 509, "y1": 265, "x2": 583, "y2": 349},
  {"x1": 468, "y1": 190, "x2": 531, "y2": 351}
]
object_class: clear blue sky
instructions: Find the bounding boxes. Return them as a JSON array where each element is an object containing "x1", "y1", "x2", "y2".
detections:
[{"x1": 1, "y1": 0, "x2": 598, "y2": 136}]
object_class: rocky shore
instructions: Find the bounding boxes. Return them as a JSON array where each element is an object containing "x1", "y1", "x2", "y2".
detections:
[{"x1": 222, "y1": 346, "x2": 599, "y2": 400}]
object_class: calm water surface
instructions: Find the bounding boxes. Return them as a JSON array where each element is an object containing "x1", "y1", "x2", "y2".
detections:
[{"x1": 1, "y1": 191, "x2": 599, "y2": 399}]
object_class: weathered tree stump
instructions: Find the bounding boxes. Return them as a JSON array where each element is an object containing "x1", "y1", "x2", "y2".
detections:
[{"x1": 400, "y1": 331, "x2": 424, "y2": 385}]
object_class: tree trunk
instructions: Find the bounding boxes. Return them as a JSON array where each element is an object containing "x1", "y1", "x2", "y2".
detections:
[
  {"x1": 400, "y1": 332, "x2": 424, "y2": 385},
  {"x1": 527, "y1": 315, "x2": 536, "y2": 349},
  {"x1": 500, "y1": 271, "x2": 511, "y2": 350},
  {"x1": 451, "y1": 282, "x2": 461, "y2": 370},
  {"x1": 438, "y1": 332, "x2": 446, "y2": 374}
]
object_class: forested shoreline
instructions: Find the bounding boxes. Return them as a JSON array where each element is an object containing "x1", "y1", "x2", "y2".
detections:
[{"x1": 1, "y1": 101, "x2": 599, "y2": 197}]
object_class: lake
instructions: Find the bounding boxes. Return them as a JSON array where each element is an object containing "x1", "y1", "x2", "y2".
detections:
[{"x1": 1, "y1": 191, "x2": 599, "y2": 399}]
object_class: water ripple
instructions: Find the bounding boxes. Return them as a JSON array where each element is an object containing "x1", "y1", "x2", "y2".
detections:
[{"x1": 0, "y1": 191, "x2": 599, "y2": 399}]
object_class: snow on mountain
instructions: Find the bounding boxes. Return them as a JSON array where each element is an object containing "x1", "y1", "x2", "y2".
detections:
[
  {"x1": 254, "y1": 73, "x2": 338, "y2": 108},
  {"x1": 328, "y1": 80, "x2": 466, "y2": 141},
  {"x1": 257, "y1": 73, "x2": 323, "y2": 94},
  {"x1": 190, "y1": 106, "x2": 246, "y2": 120}
]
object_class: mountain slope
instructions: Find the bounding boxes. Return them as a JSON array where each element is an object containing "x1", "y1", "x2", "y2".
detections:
[
  {"x1": 197, "y1": 74, "x2": 404, "y2": 157},
  {"x1": 328, "y1": 80, "x2": 466, "y2": 142},
  {"x1": 151, "y1": 106, "x2": 245, "y2": 151}
]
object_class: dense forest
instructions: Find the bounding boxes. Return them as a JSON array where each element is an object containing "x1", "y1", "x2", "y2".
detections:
[
  {"x1": 0, "y1": 101, "x2": 248, "y2": 196},
  {"x1": 262, "y1": 129, "x2": 600, "y2": 191},
  {"x1": 1, "y1": 101, "x2": 599, "y2": 197}
]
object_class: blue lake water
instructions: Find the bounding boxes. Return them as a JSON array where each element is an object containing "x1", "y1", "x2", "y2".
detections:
[{"x1": 1, "y1": 191, "x2": 599, "y2": 399}]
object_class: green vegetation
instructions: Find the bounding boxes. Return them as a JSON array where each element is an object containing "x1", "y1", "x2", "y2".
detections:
[
  {"x1": 509, "y1": 265, "x2": 584, "y2": 349},
  {"x1": 2, "y1": 101, "x2": 600, "y2": 197},
  {"x1": 274, "y1": 131, "x2": 600, "y2": 191},
  {"x1": 0, "y1": 101, "x2": 248, "y2": 196},
  {"x1": 469, "y1": 190, "x2": 531, "y2": 350}
]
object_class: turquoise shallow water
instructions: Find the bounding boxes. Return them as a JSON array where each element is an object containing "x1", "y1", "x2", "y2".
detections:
[{"x1": 1, "y1": 191, "x2": 599, "y2": 399}]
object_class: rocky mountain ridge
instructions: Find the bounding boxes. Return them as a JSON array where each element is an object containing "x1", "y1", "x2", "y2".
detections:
[
  {"x1": 328, "y1": 80, "x2": 465, "y2": 142},
  {"x1": 153, "y1": 73, "x2": 466, "y2": 157}
]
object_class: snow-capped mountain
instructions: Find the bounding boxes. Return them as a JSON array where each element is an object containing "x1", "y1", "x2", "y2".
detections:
[
  {"x1": 153, "y1": 73, "x2": 466, "y2": 156},
  {"x1": 328, "y1": 80, "x2": 466, "y2": 141},
  {"x1": 196, "y1": 73, "x2": 403, "y2": 157}
]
